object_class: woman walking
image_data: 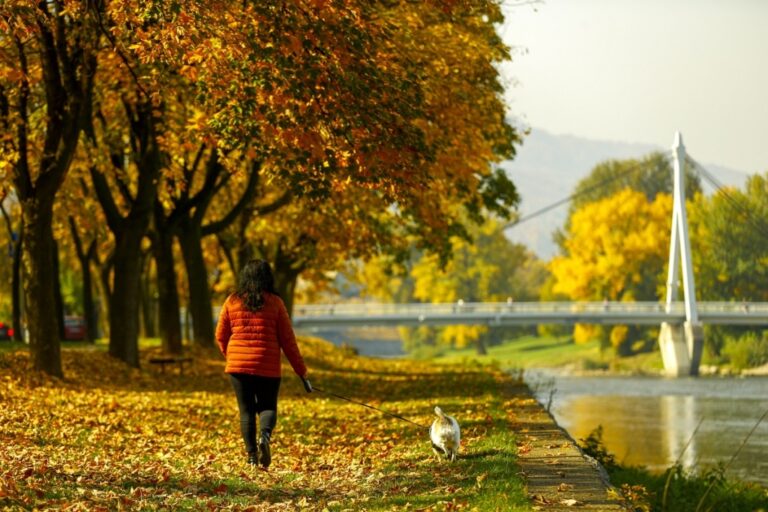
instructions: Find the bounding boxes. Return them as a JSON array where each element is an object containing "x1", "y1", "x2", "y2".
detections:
[{"x1": 215, "y1": 259, "x2": 310, "y2": 468}]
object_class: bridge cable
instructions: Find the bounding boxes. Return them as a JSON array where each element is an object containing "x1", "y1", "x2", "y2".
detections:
[
  {"x1": 503, "y1": 156, "x2": 671, "y2": 230},
  {"x1": 689, "y1": 157, "x2": 768, "y2": 242}
]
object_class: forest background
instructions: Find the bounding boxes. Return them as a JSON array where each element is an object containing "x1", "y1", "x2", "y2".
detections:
[{"x1": 1, "y1": 0, "x2": 768, "y2": 379}]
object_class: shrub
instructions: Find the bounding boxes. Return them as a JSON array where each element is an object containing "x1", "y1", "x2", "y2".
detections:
[
  {"x1": 580, "y1": 426, "x2": 768, "y2": 512},
  {"x1": 722, "y1": 331, "x2": 768, "y2": 370}
]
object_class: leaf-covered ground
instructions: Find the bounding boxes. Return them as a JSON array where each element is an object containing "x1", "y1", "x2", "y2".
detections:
[{"x1": 0, "y1": 338, "x2": 531, "y2": 511}]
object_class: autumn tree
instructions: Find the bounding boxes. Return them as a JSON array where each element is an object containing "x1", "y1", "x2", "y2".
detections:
[
  {"x1": 172, "y1": 152, "x2": 271, "y2": 348},
  {"x1": 80, "y1": 1, "x2": 245, "y2": 362},
  {"x1": 211, "y1": 0, "x2": 522, "y2": 315},
  {"x1": 5, "y1": 0, "x2": 523, "y2": 373},
  {"x1": 0, "y1": 2, "x2": 101, "y2": 376},
  {"x1": 557, "y1": 152, "x2": 701, "y2": 252},
  {"x1": 689, "y1": 173, "x2": 768, "y2": 302},
  {"x1": 550, "y1": 189, "x2": 673, "y2": 354}
]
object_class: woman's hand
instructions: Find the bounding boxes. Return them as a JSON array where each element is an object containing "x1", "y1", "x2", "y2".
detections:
[{"x1": 300, "y1": 376, "x2": 313, "y2": 393}]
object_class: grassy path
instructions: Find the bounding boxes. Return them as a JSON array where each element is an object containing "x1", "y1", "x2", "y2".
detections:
[{"x1": 1, "y1": 338, "x2": 543, "y2": 511}]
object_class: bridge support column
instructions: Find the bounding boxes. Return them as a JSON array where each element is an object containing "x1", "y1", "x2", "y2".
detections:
[
  {"x1": 658, "y1": 132, "x2": 703, "y2": 377},
  {"x1": 659, "y1": 322, "x2": 703, "y2": 377}
]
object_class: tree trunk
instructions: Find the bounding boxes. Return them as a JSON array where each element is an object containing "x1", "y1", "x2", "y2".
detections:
[
  {"x1": 94, "y1": 254, "x2": 113, "y2": 339},
  {"x1": 139, "y1": 252, "x2": 156, "y2": 338},
  {"x1": 178, "y1": 222, "x2": 215, "y2": 347},
  {"x1": 11, "y1": 228, "x2": 23, "y2": 342},
  {"x1": 272, "y1": 260, "x2": 301, "y2": 318},
  {"x1": 69, "y1": 218, "x2": 97, "y2": 343},
  {"x1": 21, "y1": 201, "x2": 62, "y2": 376},
  {"x1": 82, "y1": 243, "x2": 98, "y2": 342},
  {"x1": 52, "y1": 240, "x2": 66, "y2": 340},
  {"x1": 108, "y1": 223, "x2": 146, "y2": 368},
  {"x1": 235, "y1": 237, "x2": 254, "y2": 276},
  {"x1": 6, "y1": 0, "x2": 99, "y2": 377},
  {"x1": 90, "y1": 100, "x2": 162, "y2": 367},
  {"x1": 154, "y1": 227, "x2": 183, "y2": 354},
  {"x1": 80, "y1": 258, "x2": 96, "y2": 343},
  {"x1": 475, "y1": 337, "x2": 488, "y2": 356}
]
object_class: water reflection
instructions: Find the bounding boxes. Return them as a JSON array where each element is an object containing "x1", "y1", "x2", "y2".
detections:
[{"x1": 528, "y1": 372, "x2": 768, "y2": 485}]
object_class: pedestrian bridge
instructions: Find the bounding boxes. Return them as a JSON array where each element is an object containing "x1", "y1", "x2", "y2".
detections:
[{"x1": 293, "y1": 301, "x2": 768, "y2": 329}]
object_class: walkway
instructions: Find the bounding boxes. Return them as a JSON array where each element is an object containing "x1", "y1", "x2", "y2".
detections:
[{"x1": 508, "y1": 380, "x2": 625, "y2": 511}]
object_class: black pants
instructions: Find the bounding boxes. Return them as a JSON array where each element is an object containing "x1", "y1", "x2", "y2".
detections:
[{"x1": 229, "y1": 373, "x2": 281, "y2": 455}]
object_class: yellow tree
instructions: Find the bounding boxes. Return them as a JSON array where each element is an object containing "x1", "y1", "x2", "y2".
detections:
[
  {"x1": 410, "y1": 218, "x2": 542, "y2": 354},
  {"x1": 550, "y1": 188, "x2": 672, "y2": 354},
  {"x1": 348, "y1": 218, "x2": 544, "y2": 355}
]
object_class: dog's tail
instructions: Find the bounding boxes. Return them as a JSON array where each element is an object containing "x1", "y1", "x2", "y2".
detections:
[{"x1": 434, "y1": 406, "x2": 447, "y2": 419}]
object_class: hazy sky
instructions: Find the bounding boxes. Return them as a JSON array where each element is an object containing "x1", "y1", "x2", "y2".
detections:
[{"x1": 498, "y1": 0, "x2": 768, "y2": 173}]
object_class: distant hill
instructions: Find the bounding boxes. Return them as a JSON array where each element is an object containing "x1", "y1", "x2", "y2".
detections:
[{"x1": 500, "y1": 128, "x2": 750, "y2": 260}]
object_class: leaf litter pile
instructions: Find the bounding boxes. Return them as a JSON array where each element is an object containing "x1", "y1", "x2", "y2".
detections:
[{"x1": 1, "y1": 338, "x2": 530, "y2": 511}]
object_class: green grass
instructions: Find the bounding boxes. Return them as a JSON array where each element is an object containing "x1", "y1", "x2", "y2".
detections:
[
  {"x1": 0, "y1": 341, "x2": 28, "y2": 353},
  {"x1": 431, "y1": 334, "x2": 666, "y2": 374},
  {"x1": 363, "y1": 391, "x2": 530, "y2": 511},
  {"x1": 1, "y1": 336, "x2": 169, "y2": 354}
]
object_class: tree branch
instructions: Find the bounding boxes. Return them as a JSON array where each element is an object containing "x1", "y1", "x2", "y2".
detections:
[
  {"x1": 201, "y1": 161, "x2": 272, "y2": 236},
  {"x1": 254, "y1": 189, "x2": 292, "y2": 217},
  {"x1": 90, "y1": 166, "x2": 123, "y2": 232},
  {"x1": 182, "y1": 143, "x2": 207, "y2": 193},
  {"x1": 68, "y1": 215, "x2": 86, "y2": 260},
  {"x1": 182, "y1": 149, "x2": 225, "y2": 223},
  {"x1": 90, "y1": 1, "x2": 150, "y2": 100},
  {"x1": 36, "y1": 5, "x2": 66, "y2": 177},
  {"x1": 11, "y1": 36, "x2": 33, "y2": 200},
  {"x1": 0, "y1": 200, "x2": 15, "y2": 239}
]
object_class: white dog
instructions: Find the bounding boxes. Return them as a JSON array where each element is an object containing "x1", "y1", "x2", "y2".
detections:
[{"x1": 430, "y1": 406, "x2": 460, "y2": 461}]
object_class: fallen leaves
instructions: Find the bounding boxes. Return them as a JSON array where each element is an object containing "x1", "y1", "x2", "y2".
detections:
[{"x1": 0, "y1": 337, "x2": 524, "y2": 510}]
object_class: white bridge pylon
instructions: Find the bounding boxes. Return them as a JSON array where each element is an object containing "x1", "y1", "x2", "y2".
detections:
[{"x1": 658, "y1": 132, "x2": 704, "y2": 377}]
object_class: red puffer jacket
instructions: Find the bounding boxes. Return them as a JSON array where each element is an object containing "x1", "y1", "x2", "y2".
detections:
[{"x1": 215, "y1": 292, "x2": 307, "y2": 378}]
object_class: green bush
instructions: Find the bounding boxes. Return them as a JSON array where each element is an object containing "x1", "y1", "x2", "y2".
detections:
[{"x1": 722, "y1": 331, "x2": 768, "y2": 370}]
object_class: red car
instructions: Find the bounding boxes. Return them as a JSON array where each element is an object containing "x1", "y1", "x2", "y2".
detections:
[
  {"x1": 0, "y1": 321, "x2": 12, "y2": 341},
  {"x1": 63, "y1": 316, "x2": 86, "y2": 341}
]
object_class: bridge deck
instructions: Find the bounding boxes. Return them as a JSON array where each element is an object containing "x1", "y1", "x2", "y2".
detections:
[{"x1": 292, "y1": 301, "x2": 768, "y2": 328}]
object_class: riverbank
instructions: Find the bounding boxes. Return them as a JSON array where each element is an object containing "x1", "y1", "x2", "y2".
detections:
[{"x1": 432, "y1": 334, "x2": 768, "y2": 377}]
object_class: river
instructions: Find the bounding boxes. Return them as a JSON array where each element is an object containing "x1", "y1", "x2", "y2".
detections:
[{"x1": 525, "y1": 370, "x2": 768, "y2": 486}]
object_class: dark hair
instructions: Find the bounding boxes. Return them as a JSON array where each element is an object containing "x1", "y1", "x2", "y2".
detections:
[{"x1": 236, "y1": 259, "x2": 278, "y2": 311}]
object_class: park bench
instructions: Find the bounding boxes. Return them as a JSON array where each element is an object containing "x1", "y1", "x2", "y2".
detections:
[{"x1": 148, "y1": 356, "x2": 193, "y2": 375}]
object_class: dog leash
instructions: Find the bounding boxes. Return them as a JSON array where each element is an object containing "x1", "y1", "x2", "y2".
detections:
[{"x1": 307, "y1": 381, "x2": 429, "y2": 430}]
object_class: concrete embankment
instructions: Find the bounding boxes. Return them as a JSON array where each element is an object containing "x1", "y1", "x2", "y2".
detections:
[{"x1": 509, "y1": 381, "x2": 625, "y2": 511}]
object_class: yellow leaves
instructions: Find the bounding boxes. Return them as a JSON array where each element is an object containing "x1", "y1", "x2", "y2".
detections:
[
  {"x1": 610, "y1": 325, "x2": 629, "y2": 349},
  {"x1": 185, "y1": 109, "x2": 209, "y2": 132},
  {"x1": 551, "y1": 189, "x2": 672, "y2": 301},
  {"x1": 574, "y1": 324, "x2": 602, "y2": 345}
]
